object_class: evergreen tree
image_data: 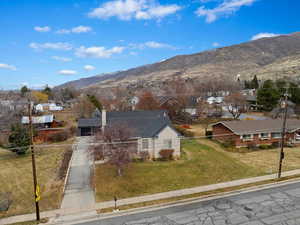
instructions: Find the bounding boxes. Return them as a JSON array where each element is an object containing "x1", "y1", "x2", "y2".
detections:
[
  {"x1": 20, "y1": 85, "x2": 29, "y2": 97},
  {"x1": 257, "y1": 80, "x2": 280, "y2": 111},
  {"x1": 289, "y1": 82, "x2": 300, "y2": 104},
  {"x1": 42, "y1": 85, "x2": 52, "y2": 98},
  {"x1": 275, "y1": 79, "x2": 287, "y2": 96},
  {"x1": 251, "y1": 75, "x2": 259, "y2": 89},
  {"x1": 87, "y1": 94, "x2": 102, "y2": 111},
  {"x1": 8, "y1": 124, "x2": 30, "y2": 155}
]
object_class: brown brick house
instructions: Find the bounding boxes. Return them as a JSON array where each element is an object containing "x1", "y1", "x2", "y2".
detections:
[{"x1": 212, "y1": 119, "x2": 300, "y2": 147}]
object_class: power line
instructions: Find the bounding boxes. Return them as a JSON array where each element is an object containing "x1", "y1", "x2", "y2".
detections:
[{"x1": 1, "y1": 125, "x2": 291, "y2": 152}]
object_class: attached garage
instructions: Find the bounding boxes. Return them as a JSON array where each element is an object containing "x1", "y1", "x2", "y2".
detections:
[{"x1": 77, "y1": 118, "x2": 101, "y2": 136}]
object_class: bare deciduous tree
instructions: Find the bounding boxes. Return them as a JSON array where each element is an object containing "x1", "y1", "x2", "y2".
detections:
[
  {"x1": 224, "y1": 93, "x2": 247, "y2": 119},
  {"x1": 91, "y1": 123, "x2": 137, "y2": 176},
  {"x1": 136, "y1": 91, "x2": 160, "y2": 110}
]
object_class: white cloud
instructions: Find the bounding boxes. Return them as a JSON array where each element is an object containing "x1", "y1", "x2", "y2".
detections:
[
  {"x1": 84, "y1": 65, "x2": 96, "y2": 71},
  {"x1": 75, "y1": 46, "x2": 125, "y2": 58},
  {"x1": 88, "y1": 0, "x2": 181, "y2": 21},
  {"x1": 56, "y1": 25, "x2": 92, "y2": 34},
  {"x1": 130, "y1": 41, "x2": 176, "y2": 49},
  {"x1": 196, "y1": 0, "x2": 256, "y2": 23},
  {"x1": 52, "y1": 56, "x2": 72, "y2": 62},
  {"x1": 29, "y1": 42, "x2": 73, "y2": 51},
  {"x1": 251, "y1": 32, "x2": 280, "y2": 40},
  {"x1": 212, "y1": 42, "x2": 220, "y2": 47},
  {"x1": 72, "y1": 25, "x2": 92, "y2": 33},
  {"x1": 0, "y1": 63, "x2": 17, "y2": 71},
  {"x1": 34, "y1": 26, "x2": 51, "y2": 32},
  {"x1": 58, "y1": 70, "x2": 77, "y2": 75}
]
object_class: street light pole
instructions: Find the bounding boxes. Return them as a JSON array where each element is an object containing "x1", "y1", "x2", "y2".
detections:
[
  {"x1": 278, "y1": 92, "x2": 288, "y2": 179},
  {"x1": 28, "y1": 100, "x2": 40, "y2": 221}
]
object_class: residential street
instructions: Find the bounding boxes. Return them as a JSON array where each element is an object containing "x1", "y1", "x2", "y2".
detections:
[
  {"x1": 75, "y1": 181, "x2": 300, "y2": 225},
  {"x1": 61, "y1": 137, "x2": 95, "y2": 210}
]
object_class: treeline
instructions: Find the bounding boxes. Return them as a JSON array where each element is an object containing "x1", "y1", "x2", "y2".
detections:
[{"x1": 257, "y1": 79, "x2": 300, "y2": 111}]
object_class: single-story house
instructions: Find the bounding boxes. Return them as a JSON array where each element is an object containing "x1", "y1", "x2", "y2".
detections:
[
  {"x1": 22, "y1": 114, "x2": 59, "y2": 128},
  {"x1": 207, "y1": 96, "x2": 224, "y2": 105},
  {"x1": 78, "y1": 109, "x2": 181, "y2": 159},
  {"x1": 212, "y1": 119, "x2": 300, "y2": 147}
]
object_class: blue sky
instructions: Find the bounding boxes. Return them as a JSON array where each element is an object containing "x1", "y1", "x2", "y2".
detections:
[{"x1": 0, "y1": 0, "x2": 299, "y2": 90}]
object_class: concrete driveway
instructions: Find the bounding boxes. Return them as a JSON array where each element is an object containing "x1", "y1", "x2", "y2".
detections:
[{"x1": 61, "y1": 137, "x2": 95, "y2": 210}]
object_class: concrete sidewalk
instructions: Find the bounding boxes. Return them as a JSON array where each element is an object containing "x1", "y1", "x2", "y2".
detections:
[
  {"x1": 1, "y1": 169, "x2": 300, "y2": 225},
  {"x1": 94, "y1": 169, "x2": 300, "y2": 209}
]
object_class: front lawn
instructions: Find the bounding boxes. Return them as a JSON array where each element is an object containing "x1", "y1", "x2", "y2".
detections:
[
  {"x1": 94, "y1": 140, "x2": 263, "y2": 202},
  {"x1": 0, "y1": 139, "x2": 73, "y2": 218}
]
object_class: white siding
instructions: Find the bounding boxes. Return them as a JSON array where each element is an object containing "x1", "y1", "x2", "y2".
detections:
[{"x1": 153, "y1": 126, "x2": 180, "y2": 159}]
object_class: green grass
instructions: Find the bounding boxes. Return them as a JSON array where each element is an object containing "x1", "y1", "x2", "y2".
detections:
[
  {"x1": 0, "y1": 140, "x2": 73, "y2": 218},
  {"x1": 94, "y1": 140, "x2": 263, "y2": 202}
]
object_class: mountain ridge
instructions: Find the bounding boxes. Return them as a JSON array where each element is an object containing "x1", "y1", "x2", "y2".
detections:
[{"x1": 57, "y1": 32, "x2": 300, "y2": 90}]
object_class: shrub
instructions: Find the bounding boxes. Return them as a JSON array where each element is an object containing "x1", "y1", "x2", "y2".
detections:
[
  {"x1": 68, "y1": 126, "x2": 77, "y2": 136},
  {"x1": 205, "y1": 130, "x2": 213, "y2": 139},
  {"x1": 159, "y1": 149, "x2": 174, "y2": 161},
  {"x1": 48, "y1": 130, "x2": 69, "y2": 142},
  {"x1": 222, "y1": 139, "x2": 235, "y2": 148},
  {"x1": 272, "y1": 142, "x2": 280, "y2": 148},
  {"x1": 259, "y1": 144, "x2": 272, "y2": 150},
  {"x1": 58, "y1": 147, "x2": 73, "y2": 180},
  {"x1": 181, "y1": 124, "x2": 191, "y2": 129},
  {"x1": 247, "y1": 143, "x2": 258, "y2": 150},
  {"x1": 174, "y1": 125, "x2": 194, "y2": 137},
  {"x1": 139, "y1": 151, "x2": 150, "y2": 161}
]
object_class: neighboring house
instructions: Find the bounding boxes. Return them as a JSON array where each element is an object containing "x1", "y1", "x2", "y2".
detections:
[
  {"x1": 183, "y1": 96, "x2": 201, "y2": 116},
  {"x1": 244, "y1": 95, "x2": 259, "y2": 111},
  {"x1": 22, "y1": 114, "x2": 63, "y2": 142},
  {"x1": 78, "y1": 109, "x2": 181, "y2": 159},
  {"x1": 241, "y1": 89, "x2": 256, "y2": 96},
  {"x1": 22, "y1": 114, "x2": 56, "y2": 128},
  {"x1": 207, "y1": 96, "x2": 224, "y2": 105},
  {"x1": 129, "y1": 96, "x2": 139, "y2": 110},
  {"x1": 35, "y1": 104, "x2": 44, "y2": 112},
  {"x1": 157, "y1": 96, "x2": 179, "y2": 107},
  {"x1": 49, "y1": 103, "x2": 63, "y2": 111},
  {"x1": 212, "y1": 119, "x2": 300, "y2": 147}
]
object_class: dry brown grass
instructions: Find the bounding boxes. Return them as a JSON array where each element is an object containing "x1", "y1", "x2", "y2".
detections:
[
  {"x1": 190, "y1": 125, "x2": 300, "y2": 174},
  {"x1": 53, "y1": 110, "x2": 77, "y2": 128},
  {"x1": 0, "y1": 140, "x2": 73, "y2": 218}
]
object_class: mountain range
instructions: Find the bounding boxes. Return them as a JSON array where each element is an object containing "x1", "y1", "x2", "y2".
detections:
[{"x1": 57, "y1": 32, "x2": 300, "y2": 90}]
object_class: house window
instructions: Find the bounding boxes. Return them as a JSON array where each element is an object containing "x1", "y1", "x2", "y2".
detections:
[
  {"x1": 271, "y1": 132, "x2": 281, "y2": 139},
  {"x1": 142, "y1": 139, "x2": 149, "y2": 149},
  {"x1": 163, "y1": 139, "x2": 172, "y2": 148},
  {"x1": 242, "y1": 134, "x2": 252, "y2": 141},
  {"x1": 260, "y1": 133, "x2": 269, "y2": 139}
]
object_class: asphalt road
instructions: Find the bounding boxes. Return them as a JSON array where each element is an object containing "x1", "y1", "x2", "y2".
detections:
[{"x1": 75, "y1": 181, "x2": 300, "y2": 225}]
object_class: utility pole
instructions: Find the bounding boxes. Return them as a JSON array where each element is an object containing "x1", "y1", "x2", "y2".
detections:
[
  {"x1": 278, "y1": 91, "x2": 288, "y2": 179},
  {"x1": 28, "y1": 100, "x2": 40, "y2": 221}
]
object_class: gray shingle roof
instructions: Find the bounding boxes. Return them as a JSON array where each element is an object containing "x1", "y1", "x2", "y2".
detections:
[
  {"x1": 78, "y1": 118, "x2": 101, "y2": 127},
  {"x1": 214, "y1": 119, "x2": 300, "y2": 135},
  {"x1": 78, "y1": 110, "x2": 175, "y2": 138}
]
